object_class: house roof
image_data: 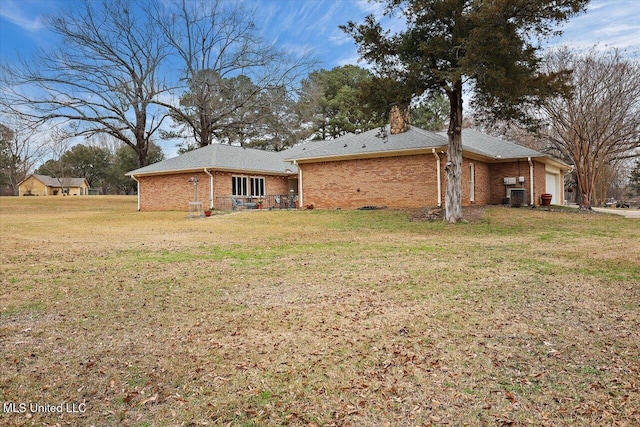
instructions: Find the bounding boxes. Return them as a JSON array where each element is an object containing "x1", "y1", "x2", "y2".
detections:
[
  {"x1": 283, "y1": 126, "x2": 568, "y2": 168},
  {"x1": 449, "y1": 129, "x2": 545, "y2": 160},
  {"x1": 282, "y1": 126, "x2": 445, "y2": 161},
  {"x1": 127, "y1": 128, "x2": 569, "y2": 178},
  {"x1": 280, "y1": 135, "x2": 350, "y2": 159},
  {"x1": 26, "y1": 174, "x2": 88, "y2": 187},
  {"x1": 126, "y1": 143, "x2": 298, "y2": 177}
]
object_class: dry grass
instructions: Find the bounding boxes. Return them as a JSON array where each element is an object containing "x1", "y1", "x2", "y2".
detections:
[{"x1": 1, "y1": 196, "x2": 639, "y2": 426}]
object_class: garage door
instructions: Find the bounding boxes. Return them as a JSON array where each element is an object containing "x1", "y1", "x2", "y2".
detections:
[{"x1": 545, "y1": 172, "x2": 559, "y2": 204}]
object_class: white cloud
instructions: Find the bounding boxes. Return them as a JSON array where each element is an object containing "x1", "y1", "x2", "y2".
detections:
[
  {"x1": 336, "y1": 51, "x2": 369, "y2": 68},
  {"x1": 594, "y1": 24, "x2": 639, "y2": 36},
  {"x1": 311, "y1": 0, "x2": 346, "y2": 33},
  {"x1": 546, "y1": 0, "x2": 640, "y2": 57},
  {"x1": 355, "y1": 0, "x2": 386, "y2": 18},
  {"x1": 328, "y1": 28, "x2": 352, "y2": 46},
  {"x1": 0, "y1": 1, "x2": 45, "y2": 32}
]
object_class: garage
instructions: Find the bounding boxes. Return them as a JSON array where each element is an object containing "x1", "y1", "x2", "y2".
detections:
[{"x1": 545, "y1": 171, "x2": 561, "y2": 204}]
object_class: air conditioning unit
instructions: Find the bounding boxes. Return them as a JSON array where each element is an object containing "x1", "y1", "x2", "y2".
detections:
[
  {"x1": 509, "y1": 188, "x2": 526, "y2": 207},
  {"x1": 503, "y1": 177, "x2": 517, "y2": 185}
]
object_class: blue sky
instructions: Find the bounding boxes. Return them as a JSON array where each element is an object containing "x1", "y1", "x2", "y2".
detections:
[
  {"x1": 2, "y1": 0, "x2": 639, "y2": 70},
  {"x1": 1, "y1": 0, "x2": 639, "y2": 159}
]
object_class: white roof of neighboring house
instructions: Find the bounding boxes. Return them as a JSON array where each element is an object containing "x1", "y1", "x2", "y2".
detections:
[{"x1": 126, "y1": 143, "x2": 298, "y2": 177}]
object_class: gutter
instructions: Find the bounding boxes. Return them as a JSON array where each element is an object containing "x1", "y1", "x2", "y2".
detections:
[
  {"x1": 432, "y1": 149, "x2": 442, "y2": 207},
  {"x1": 126, "y1": 166, "x2": 297, "y2": 178},
  {"x1": 293, "y1": 160, "x2": 303, "y2": 207},
  {"x1": 528, "y1": 157, "x2": 535, "y2": 206},
  {"x1": 131, "y1": 174, "x2": 141, "y2": 211},
  {"x1": 286, "y1": 146, "x2": 445, "y2": 164},
  {"x1": 204, "y1": 168, "x2": 214, "y2": 209}
]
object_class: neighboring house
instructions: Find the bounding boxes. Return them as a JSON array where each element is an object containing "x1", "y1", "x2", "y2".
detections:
[
  {"x1": 283, "y1": 126, "x2": 569, "y2": 209},
  {"x1": 126, "y1": 121, "x2": 568, "y2": 211},
  {"x1": 126, "y1": 143, "x2": 298, "y2": 211},
  {"x1": 18, "y1": 174, "x2": 90, "y2": 196}
]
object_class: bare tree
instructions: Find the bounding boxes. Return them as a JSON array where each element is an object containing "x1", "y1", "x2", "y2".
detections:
[
  {"x1": 248, "y1": 85, "x2": 308, "y2": 151},
  {"x1": 540, "y1": 48, "x2": 640, "y2": 209},
  {"x1": 154, "y1": 0, "x2": 315, "y2": 149},
  {"x1": 0, "y1": 118, "x2": 47, "y2": 195},
  {"x1": 36, "y1": 127, "x2": 74, "y2": 195},
  {"x1": 0, "y1": 0, "x2": 169, "y2": 168}
]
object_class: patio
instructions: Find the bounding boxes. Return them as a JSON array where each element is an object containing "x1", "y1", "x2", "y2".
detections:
[{"x1": 214, "y1": 193, "x2": 299, "y2": 211}]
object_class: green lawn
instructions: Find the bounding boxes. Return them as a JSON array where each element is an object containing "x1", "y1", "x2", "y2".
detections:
[{"x1": 1, "y1": 196, "x2": 638, "y2": 426}]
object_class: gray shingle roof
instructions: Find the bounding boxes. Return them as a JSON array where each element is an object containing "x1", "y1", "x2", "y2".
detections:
[
  {"x1": 282, "y1": 126, "x2": 446, "y2": 161},
  {"x1": 128, "y1": 128, "x2": 565, "y2": 177},
  {"x1": 283, "y1": 126, "x2": 551, "y2": 162},
  {"x1": 127, "y1": 143, "x2": 297, "y2": 176},
  {"x1": 280, "y1": 135, "x2": 352, "y2": 159},
  {"x1": 33, "y1": 174, "x2": 87, "y2": 187},
  {"x1": 453, "y1": 129, "x2": 545, "y2": 159}
]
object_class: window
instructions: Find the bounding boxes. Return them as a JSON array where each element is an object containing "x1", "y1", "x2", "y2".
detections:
[
  {"x1": 232, "y1": 176, "x2": 247, "y2": 196},
  {"x1": 250, "y1": 177, "x2": 265, "y2": 197},
  {"x1": 232, "y1": 175, "x2": 265, "y2": 197}
]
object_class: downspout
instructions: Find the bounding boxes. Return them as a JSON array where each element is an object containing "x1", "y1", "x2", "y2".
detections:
[
  {"x1": 204, "y1": 168, "x2": 213, "y2": 209},
  {"x1": 131, "y1": 174, "x2": 141, "y2": 211},
  {"x1": 432, "y1": 149, "x2": 442, "y2": 207},
  {"x1": 528, "y1": 157, "x2": 534, "y2": 206},
  {"x1": 294, "y1": 160, "x2": 303, "y2": 208}
]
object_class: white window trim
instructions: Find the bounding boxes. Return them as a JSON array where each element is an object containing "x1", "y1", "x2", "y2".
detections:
[
  {"x1": 232, "y1": 175, "x2": 248, "y2": 197},
  {"x1": 232, "y1": 175, "x2": 266, "y2": 197},
  {"x1": 250, "y1": 176, "x2": 266, "y2": 197}
]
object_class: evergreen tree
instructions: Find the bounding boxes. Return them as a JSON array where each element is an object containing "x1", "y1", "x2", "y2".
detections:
[
  {"x1": 342, "y1": 0, "x2": 588, "y2": 222},
  {"x1": 298, "y1": 65, "x2": 386, "y2": 140}
]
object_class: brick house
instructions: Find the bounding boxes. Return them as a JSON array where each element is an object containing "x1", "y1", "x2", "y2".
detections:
[
  {"x1": 283, "y1": 126, "x2": 569, "y2": 210},
  {"x1": 126, "y1": 143, "x2": 298, "y2": 211},
  {"x1": 127, "y1": 123, "x2": 568, "y2": 211}
]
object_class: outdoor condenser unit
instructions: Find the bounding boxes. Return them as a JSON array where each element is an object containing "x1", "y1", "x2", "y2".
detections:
[{"x1": 510, "y1": 188, "x2": 526, "y2": 207}]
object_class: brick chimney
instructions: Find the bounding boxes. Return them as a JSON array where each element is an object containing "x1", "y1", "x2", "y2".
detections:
[{"x1": 389, "y1": 104, "x2": 410, "y2": 134}]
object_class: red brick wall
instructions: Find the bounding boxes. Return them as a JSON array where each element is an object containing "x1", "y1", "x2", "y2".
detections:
[
  {"x1": 488, "y1": 160, "x2": 546, "y2": 205},
  {"x1": 463, "y1": 159, "x2": 490, "y2": 205},
  {"x1": 135, "y1": 158, "x2": 546, "y2": 211},
  {"x1": 296, "y1": 154, "x2": 554, "y2": 209},
  {"x1": 136, "y1": 171, "x2": 291, "y2": 211},
  {"x1": 138, "y1": 172, "x2": 208, "y2": 211},
  {"x1": 300, "y1": 155, "x2": 438, "y2": 209},
  {"x1": 299, "y1": 154, "x2": 497, "y2": 210}
]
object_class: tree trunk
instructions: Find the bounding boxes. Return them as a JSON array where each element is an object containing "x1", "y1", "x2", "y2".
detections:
[
  {"x1": 576, "y1": 163, "x2": 594, "y2": 210},
  {"x1": 136, "y1": 140, "x2": 149, "y2": 169},
  {"x1": 445, "y1": 81, "x2": 464, "y2": 223}
]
